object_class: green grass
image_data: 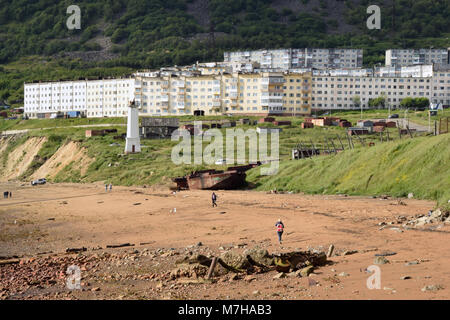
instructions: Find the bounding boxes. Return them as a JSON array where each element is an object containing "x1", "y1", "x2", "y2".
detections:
[
  {"x1": 2, "y1": 114, "x2": 447, "y2": 208},
  {"x1": 247, "y1": 133, "x2": 450, "y2": 206},
  {"x1": 324, "y1": 109, "x2": 450, "y2": 127}
]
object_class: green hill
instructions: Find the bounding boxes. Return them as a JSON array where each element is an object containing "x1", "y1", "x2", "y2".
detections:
[
  {"x1": 1, "y1": 0, "x2": 450, "y2": 107},
  {"x1": 247, "y1": 133, "x2": 450, "y2": 206}
]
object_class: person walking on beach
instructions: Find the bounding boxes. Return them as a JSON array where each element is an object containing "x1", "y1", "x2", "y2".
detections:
[
  {"x1": 275, "y1": 218, "x2": 285, "y2": 244},
  {"x1": 105, "y1": 184, "x2": 108, "y2": 192},
  {"x1": 212, "y1": 192, "x2": 217, "y2": 207},
  {"x1": 109, "y1": 183, "x2": 112, "y2": 192}
]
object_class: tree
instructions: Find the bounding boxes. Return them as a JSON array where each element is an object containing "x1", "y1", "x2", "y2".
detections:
[
  {"x1": 368, "y1": 96, "x2": 386, "y2": 109},
  {"x1": 400, "y1": 97, "x2": 429, "y2": 110},
  {"x1": 352, "y1": 95, "x2": 361, "y2": 108}
]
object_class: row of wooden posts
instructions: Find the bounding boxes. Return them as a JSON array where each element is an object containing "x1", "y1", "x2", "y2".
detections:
[{"x1": 292, "y1": 126, "x2": 417, "y2": 160}]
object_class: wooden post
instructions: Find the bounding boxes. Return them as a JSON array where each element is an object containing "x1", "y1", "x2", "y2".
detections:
[
  {"x1": 207, "y1": 257, "x2": 218, "y2": 280},
  {"x1": 330, "y1": 139, "x2": 337, "y2": 154},
  {"x1": 336, "y1": 134, "x2": 345, "y2": 151},
  {"x1": 355, "y1": 133, "x2": 365, "y2": 147},
  {"x1": 310, "y1": 139, "x2": 318, "y2": 156},
  {"x1": 346, "y1": 134, "x2": 353, "y2": 150},
  {"x1": 406, "y1": 125, "x2": 413, "y2": 138}
]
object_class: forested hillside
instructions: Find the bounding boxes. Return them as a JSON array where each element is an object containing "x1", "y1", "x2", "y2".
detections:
[{"x1": 0, "y1": 0, "x2": 449, "y2": 107}]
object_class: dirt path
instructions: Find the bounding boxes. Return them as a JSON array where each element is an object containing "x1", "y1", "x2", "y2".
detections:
[{"x1": 0, "y1": 182, "x2": 448, "y2": 300}]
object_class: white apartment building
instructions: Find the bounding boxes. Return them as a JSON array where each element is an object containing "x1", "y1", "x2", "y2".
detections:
[
  {"x1": 376, "y1": 64, "x2": 434, "y2": 78},
  {"x1": 86, "y1": 78, "x2": 134, "y2": 118},
  {"x1": 224, "y1": 48, "x2": 363, "y2": 70},
  {"x1": 311, "y1": 75, "x2": 433, "y2": 110},
  {"x1": 386, "y1": 49, "x2": 449, "y2": 67},
  {"x1": 432, "y1": 68, "x2": 450, "y2": 108},
  {"x1": 24, "y1": 78, "x2": 134, "y2": 119},
  {"x1": 24, "y1": 80, "x2": 87, "y2": 118}
]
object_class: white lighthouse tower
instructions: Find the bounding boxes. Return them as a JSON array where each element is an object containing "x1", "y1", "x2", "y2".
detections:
[{"x1": 125, "y1": 99, "x2": 141, "y2": 154}]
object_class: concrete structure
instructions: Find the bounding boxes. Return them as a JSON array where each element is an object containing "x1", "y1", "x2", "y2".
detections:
[
  {"x1": 125, "y1": 100, "x2": 141, "y2": 154},
  {"x1": 386, "y1": 49, "x2": 449, "y2": 67},
  {"x1": 376, "y1": 64, "x2": 433, "y2": 78},
  {"x1": 24, "y1": 78, "x2": 134, "y2": 119},
  {"x1": 224, "y1": 48, "x2": 363, "y2": 70},
  {"x1": 431, "y1": 67, "x2": 450, "y2": 108},
  {"x1": 311, "y1": 74, "x2": 433, "y2": 110},
  {"x1": 134, "y1": 71, "x2": 312, "y2": 117}
]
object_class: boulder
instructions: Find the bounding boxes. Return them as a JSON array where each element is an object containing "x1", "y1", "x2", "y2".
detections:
[
  {"x1": 244, "y1": 247, "x2": 274, "y2": 267},
  {"x1": 220, "y1": 251, "x2": 251, "y2": 270}
]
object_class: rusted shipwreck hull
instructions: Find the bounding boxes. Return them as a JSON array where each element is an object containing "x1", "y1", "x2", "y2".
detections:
[{"x1": 173, "y1": 163, "x2": 260, "y2": 190}]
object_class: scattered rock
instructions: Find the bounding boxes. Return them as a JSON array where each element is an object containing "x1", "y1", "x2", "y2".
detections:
[
  {"x1": 422, "y1": 284, "x2": 443, "y2": 292},
  {"x1": 300, "y1": 266, "x2": 314, "y2": 277},
  {"x1": 338, "y1": 272, "x2": 349, "y2": 277},
  {"x1": 273, "y1": 272, "x2": 287, "y2": 279},
  {"x1": 375, "y1": 251, "x2": 396, "y2": 257},
  {"x1": 252, "y1": 290, "x2": 260, "y2": 296},
  {"x1": 405, "y1": 261, "x2": 419, "y2": 266},
  {"x1": 244, "y1": 275, "x2": 256, "y2": 282},
  {"x1": 342, "y1": 250, "x2": 358, "y2": 256},
  {"x1": 91, "y1": 287, "x2": 100, "y2": 292},
  {"x1": 400, "y1": 276, "x2": 411, "y2": 280},
  {"x1": 374, "y1": 256, "x2": 389, "y2": 265}
]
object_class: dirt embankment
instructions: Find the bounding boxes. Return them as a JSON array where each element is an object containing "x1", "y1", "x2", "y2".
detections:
[
  {"x1": 0, "y1": 137, "x2": 47, "y2": 182},
  {"x1": 31, "y1": 141, "x2": 93, "y2": 180},
  {"x1": 0, "y1": 137, "x2": 93, "y2": 183}
]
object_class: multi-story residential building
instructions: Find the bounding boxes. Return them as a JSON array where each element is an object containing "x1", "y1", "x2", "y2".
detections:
[
  {"x1": 224, "y1": 48, "x2": 363, "y2": 70},
  {"x1": 134, "y1": 71, "x2": 312, "y2": 117},
  {"x1": 24, "y1": 78, "x2": 134, "y2": 119},
  {"x1": 386, "y1": 49, "x2": 449, "y2": 67},
  {"x1": 376, "y1": 64, "x2": 434, "y2": 78},
  {"x1": 86, "y1": 78, "x2": 135, "y2": 118},
  {"x1": 24, "y1": 80, "x2": 87, "y2": 118},
  {"x1": 311, "y1": 75, "x2": 433, "y2": 110}
]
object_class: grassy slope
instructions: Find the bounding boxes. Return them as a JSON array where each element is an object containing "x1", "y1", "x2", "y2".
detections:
[
  {"x1": 247, "y1": 133, "x2": 450, "y2": 206},
  {"x1": 2, "y1": 115, "x2": 447, "y2": 206}
]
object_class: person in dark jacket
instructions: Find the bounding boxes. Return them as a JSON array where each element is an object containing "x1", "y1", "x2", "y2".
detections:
[
  {"x1": 212, "y1": 192, "x2": 217, "y2": 207},
  {"x1": 275, "y1": 218, "x2": 285, "y2": 244}
]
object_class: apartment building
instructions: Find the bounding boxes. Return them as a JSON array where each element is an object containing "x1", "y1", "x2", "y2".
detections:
[
  {"x1": 224, "y1": 48, "x2": 363, "y2": 70},
  {"x1": 311, "y1": 75, "x2": 433, "y2": 110},
  {"x1": 376, "y1": 64, "x2": 433, "y2": 78},
  {"x1": 135, "y1": 71, "x2": 312, "y2": 117},
  {"x1": 386, "y1": 49, "x2": 449, "y2": 67},
  {"x1": 432, "y1": 67, "x2": 450, "y2": 108},
  {"x1": 24, "y1": 80, "x2": 87, "y2": 118},
  {"x1": 86, "y1": 78, "x2": 134, "y2": 118},
  {"x1": 24, "y1": 78, "x2": 134, "y2": 119}
]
